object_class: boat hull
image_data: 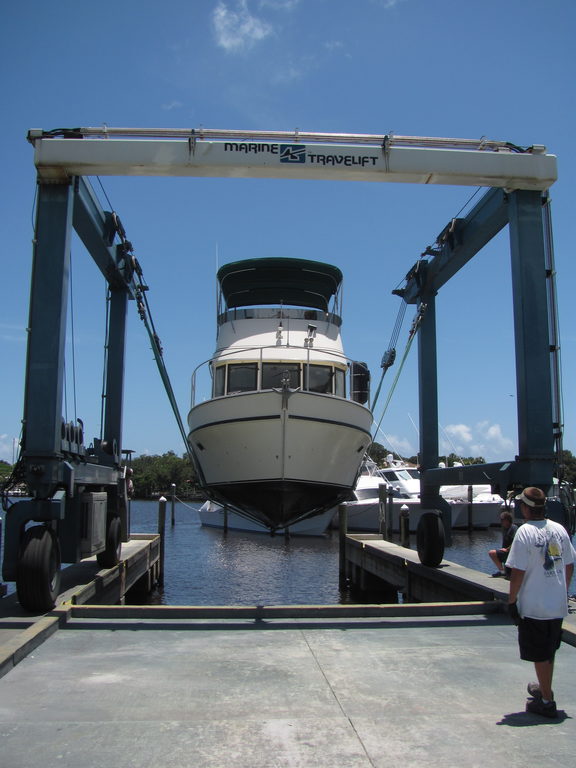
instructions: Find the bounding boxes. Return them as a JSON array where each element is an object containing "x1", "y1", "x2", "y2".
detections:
[
  {"x1": 198, "y1": 501, "x2": 333, "y2": 536},
  {"x1": 188, "y1": 389, "x2": 372, "y2": 530},
  {"x1": 334, "y1": 498, "x2": 503, "y2": 533}
]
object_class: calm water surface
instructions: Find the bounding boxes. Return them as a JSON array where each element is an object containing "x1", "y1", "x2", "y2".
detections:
[{"x1": 130, "y1": 499, "x2": 513, "y2": 605}]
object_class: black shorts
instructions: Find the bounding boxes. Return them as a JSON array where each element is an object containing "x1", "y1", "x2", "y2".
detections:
[
  {"x1": 496, "y1": 549, "x2": 508, "y2": 564},
  {"x1": 518, "y1": 617, "x2": 563, "y2": 663}
]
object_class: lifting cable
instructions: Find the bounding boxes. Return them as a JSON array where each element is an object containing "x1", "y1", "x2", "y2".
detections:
[
  {"x1": 97, "y1": 180, "x2": 194, "y2": 462},
  {"x1": 370, "y1": 300, "x2": 407, "y2": 412},
  {"x1": 371, "y1": 303, "x2": 427, "y2": 442},
  {"x1": 133, "y1": 268, "x2": 194, "y2": 462}
]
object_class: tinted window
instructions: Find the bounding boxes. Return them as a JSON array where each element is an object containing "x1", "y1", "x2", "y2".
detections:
[
  {"x1": 334, "y1": 368, "x2": 345, "y2": 397},
  {"x1": 213, "y1": 366, "x2": 225, "y2": 397},
  {"x1": 305, "y1": 364, "x2": 333, "y2": 394},
  {"x1": 227, "y1": 363, "x2": 257, "y2": 393},
  {"x1": 262, "y1": 363, "x2": 300, "y2": 389}
]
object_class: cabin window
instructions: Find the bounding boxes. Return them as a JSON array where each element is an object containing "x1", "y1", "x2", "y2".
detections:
[
  {"x1": 334, "y1": 368, "x2": 346, "y2": 397},
  {"x1": 213, "y1": 366, "x2": 226, "y2": 397},
  {"x1": 305, "y1": 364, "x2": 333, "y2": 394},
  {"x1": 227, "y1": 363, "x2": 258, "y2": 393},
  {"x1": 262, "y1": 363, "x2": 300, "y2": 389}
]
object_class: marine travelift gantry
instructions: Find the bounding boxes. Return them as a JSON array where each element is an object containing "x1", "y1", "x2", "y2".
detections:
[{"x1": 1, "y1": 127, "x2": 561, "y2": 610}]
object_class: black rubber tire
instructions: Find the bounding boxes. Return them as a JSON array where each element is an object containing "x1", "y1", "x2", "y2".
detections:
[
  {"x1": 416, "y1": 512, "x2": 445, "y2": 567},
  {"x1": 96, "y1": 516, "x2": 122, "y2": 568},
  {"x1": 16, "y1": 526, "x2": 61, "y2": 613}
]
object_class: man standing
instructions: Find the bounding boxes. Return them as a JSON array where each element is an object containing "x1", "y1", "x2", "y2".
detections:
[{"x1": 506, "y1": 486, "x2": 574, "y2": 718}]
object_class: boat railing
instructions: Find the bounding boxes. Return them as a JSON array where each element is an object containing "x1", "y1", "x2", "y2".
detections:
[
  {"x1": 190, "y1": 345, "x2": 370, "y2": 408},
  {"x1": 217, "y1": 307, "x2": 342, "y2": 327}
]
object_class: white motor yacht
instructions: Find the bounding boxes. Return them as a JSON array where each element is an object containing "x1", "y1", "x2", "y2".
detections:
[{"x1": 187, "y1": 258, "x2": 373, "y2": 532}]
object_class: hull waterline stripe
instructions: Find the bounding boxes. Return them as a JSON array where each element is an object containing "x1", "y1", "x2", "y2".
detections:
[
  {"x1": 189, "y1": 413, "x2": 371, "y2": 438},
  {"x1": 287, "y1": 414, "x2": 372, "y2": 437},
  {"x1": 189, "y1": 414, "x2": 281, "y2": 433}
]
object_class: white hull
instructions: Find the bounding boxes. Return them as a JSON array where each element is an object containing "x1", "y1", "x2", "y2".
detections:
[
  {"x1": 189, "y1": 389, "x2": 372, "y2": 529},
  {"x1": 199, "y1": 501, "x2": 333, "y2": 536},
  {"x1": 336, "y1": 498, "x2": 503, "y2": 533}
]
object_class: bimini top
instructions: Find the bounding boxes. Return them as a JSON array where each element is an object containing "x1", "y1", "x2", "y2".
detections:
[{"x1": 217, "y1": 258, "x2": 343, "y2": 311}]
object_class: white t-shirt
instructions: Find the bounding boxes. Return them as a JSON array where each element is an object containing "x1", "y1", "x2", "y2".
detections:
[{"x1": 505, "y1": 518, "x2": 574, "y2": 620}]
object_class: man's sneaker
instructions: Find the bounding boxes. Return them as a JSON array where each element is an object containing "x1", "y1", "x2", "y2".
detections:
[
  {"x1": 526, "y1": 698, "x2": 558, "y2": 718},
  {"x1": 527, "y1": 682, "x2": 554, "y2": 700},
  {"x1": 491, "y1": 571, "x2": 504, "y2": 578}
]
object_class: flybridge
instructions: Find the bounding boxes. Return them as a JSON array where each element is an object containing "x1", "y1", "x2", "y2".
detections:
[{"x1": 27, "y1": 126, "x2": 557, "y2": 189}]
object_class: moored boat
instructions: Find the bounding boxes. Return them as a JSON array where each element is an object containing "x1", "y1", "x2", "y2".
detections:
[{"x1": 187, "y1": 258, "x2": 373, "y2": 532}]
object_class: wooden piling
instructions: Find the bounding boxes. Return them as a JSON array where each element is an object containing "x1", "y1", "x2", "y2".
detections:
[
  {"x1": 338, "y1": 503, "x2": 348, "y2": 587},
  {"x1": 158, "y1": 496, "x2": 166, "y2": 587}
]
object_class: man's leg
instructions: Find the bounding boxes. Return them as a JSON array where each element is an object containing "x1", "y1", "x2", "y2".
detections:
[
  {"x1": 489, "y1": 549, "x2": 504, "y2": 573},
  {"x1": 534, "y1": 659, "x2": 554, "y2": 701}
]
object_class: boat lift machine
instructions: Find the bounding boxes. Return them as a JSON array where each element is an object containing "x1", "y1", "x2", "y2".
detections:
[{"x1": 1, "y1": 127, "x2": 562, "y2": 609}]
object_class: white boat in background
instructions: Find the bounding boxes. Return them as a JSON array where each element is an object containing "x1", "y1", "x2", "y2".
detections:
[
  {"x1": 335, "y1": 458, "x2": 504, "y2": 533},
  {"x1": 198, "y1": 500, "x2": 334, "y2": 536},
  {"x1": 378, "y1": 461, "x2": 420, "y2": 499},
  {"x1": 187, "y1": 258, "x2": 373, "y2": 533}
]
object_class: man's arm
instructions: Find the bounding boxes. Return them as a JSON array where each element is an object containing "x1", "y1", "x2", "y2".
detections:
[
  {"x1": 508, "y1": 567, "x2": 525, "y2": 604},
  {"x1": 566, "y1": 563, "x2": 574, "y2": 591}
]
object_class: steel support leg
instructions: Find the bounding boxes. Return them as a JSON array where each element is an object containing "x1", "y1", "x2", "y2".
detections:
[
  {"x1": 417, "y1": 295, "x2": 452, "y2": 543},
  {"x1": 22, "y1": 182, "x2": 74, "y2": 496},
  {"x1": 103, "y1": 288, "x2": 128, "y2": 461},
  {"x1": 508, "y1": 190, "x2": 554, "y2": 483}
]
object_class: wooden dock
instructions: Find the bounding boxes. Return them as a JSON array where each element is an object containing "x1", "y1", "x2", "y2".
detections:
[
  {"x1": 344, "y1": 533, "x2": 576, "y2": 646},
  {"x1": 0, "y1": 533, "x2": 160, "y2": 678}
]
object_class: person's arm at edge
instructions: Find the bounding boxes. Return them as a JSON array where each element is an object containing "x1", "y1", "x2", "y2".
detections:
[
  {"x1": 508, "y1": 567, "x2": 525, "y2": 605},
  {"x1": 566, "y1": 563, "x2": 574, "y2": 592}
]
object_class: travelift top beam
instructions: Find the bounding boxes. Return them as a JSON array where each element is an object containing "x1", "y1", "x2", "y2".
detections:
[{"x1": 27, "y1": 128, "x2": 557, "y2": 190}]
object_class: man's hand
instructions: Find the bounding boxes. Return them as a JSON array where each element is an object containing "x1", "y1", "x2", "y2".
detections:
[{"x1": 508, "y1": 602, "x2": 520, "y2": 625}]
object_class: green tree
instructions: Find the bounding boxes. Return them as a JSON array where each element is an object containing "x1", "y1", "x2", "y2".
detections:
[
  {"x1": 130, "y1": 452, "x2": 197, "y2": 498},
  {"x1": 367, "y1": 442, "x2": 389, "y2": 466},
  {"x1": 0, "y1": 460, "x2": 13, "y2": 484},
  {"x1": 559, "y1": 449, "x2": 576, "y2": 485}
]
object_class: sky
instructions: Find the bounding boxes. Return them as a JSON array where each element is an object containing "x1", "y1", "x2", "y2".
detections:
[{"x1": 0, "y1": 0, "x2": 575, "y2": 466}]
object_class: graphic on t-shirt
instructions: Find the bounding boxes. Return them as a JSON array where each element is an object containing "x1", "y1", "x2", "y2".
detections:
[{"x1": 535, "y1": 533, "x2": 562, "y2": 572}]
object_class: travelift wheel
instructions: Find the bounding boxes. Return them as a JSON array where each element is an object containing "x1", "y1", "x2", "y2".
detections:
[
  {"x1": 96, "y1": 516, "x2": 122, "y2": 568},
  {"x1": 16, "y1": 526, "x2": 62, "y2": 613},
  {"x1": 416, "y1": 512, "x2": 445, "y2": 567}
]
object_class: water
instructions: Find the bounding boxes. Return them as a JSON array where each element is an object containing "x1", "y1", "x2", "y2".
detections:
[{"x1": 130, "y1": 499, "x2": 512, "y2": 605}]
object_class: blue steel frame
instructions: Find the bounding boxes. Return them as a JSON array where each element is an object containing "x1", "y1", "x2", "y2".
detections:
[
  {"x1": 2, "y1": 177, "x2": 135, "y2": 580},
  {"x1": 400, "y1": 188, "x2": 556, "y2": 510}
]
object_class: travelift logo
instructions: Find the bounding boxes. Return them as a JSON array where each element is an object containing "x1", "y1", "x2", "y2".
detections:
[
  {"x1": 223, "y1": 142, "x2": 380, "y2": 168},
  {"x1": 280, "y1": 145, "x2": 306, "y2": 163}
]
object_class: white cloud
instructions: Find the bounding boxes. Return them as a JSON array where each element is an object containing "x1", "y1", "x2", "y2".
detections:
[
  {"x1": 477, "y1": 421, "x2": 514, "y2": 453},
  {"x1": 259, "y1": 0, "x2": 300, "y2": 9},
  {"x1": 213, "y1": 1, "x2": 273, "y2": 53},
  {"x1": 441, "y1": 421, "x2": 514, "y2": 461},
  {"x1": 444, "y1": 423, "x2": 473, "y2": 445},
  {"x1": 370, "y1": 0, "x2": 408, "y2": 8},
  {"x1": 162, "y1": 101, "x2": 183, "y2": 111},
  {"x1": 377, "y1": 432, "x2": 413, "y2": 458}
]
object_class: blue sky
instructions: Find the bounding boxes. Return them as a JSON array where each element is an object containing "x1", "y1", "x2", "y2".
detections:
[{"x1": 1, "y1": 0, "x2": 574, "y2": 465}]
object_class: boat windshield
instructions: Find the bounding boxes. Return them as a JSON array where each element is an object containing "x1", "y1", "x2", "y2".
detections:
[
  {"x1": 355, "y1": 487, "x2": 379, "y2": 501},
  {"x1": 381, "y1": 468, "x2": 418, "y2": 482},
  {"x1": 212, "y1": 360, "x2": 347, "y2": 398}
]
